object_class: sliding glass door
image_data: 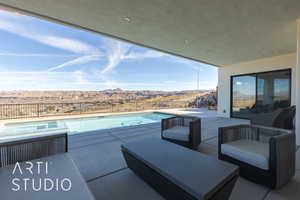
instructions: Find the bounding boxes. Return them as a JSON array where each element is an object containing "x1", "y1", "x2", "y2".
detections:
[
  {"x1": 231, "y1": 69, "x2": 291, "y2": 119},
  {"x1": 231, "y1": 75, "x2": 256, "y2": 118}
]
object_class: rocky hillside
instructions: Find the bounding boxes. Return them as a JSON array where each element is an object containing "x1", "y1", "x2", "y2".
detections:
[{"x1": 189, "y1": 92, "x2": 217, "y2": 108}]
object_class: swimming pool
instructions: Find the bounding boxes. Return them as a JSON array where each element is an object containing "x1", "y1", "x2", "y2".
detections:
[{"x1": 0, "y1": 112, "x2": 173, "y2": 140}]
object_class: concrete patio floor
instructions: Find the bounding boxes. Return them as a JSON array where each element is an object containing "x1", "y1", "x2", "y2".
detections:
[{"x1": 67, "y1": 109, "x2": 300, "y2": 200}]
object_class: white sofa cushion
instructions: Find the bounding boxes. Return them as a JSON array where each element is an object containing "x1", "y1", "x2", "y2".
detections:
[
  {"x1": 221, "y1": 139, "x2": 269, "y2": 170},
  {"x1": 162, "y1": 126, "x2": 189, "y2": 141}
]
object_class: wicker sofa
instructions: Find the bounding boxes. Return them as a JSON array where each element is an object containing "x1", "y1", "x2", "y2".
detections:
[
  {"x1": 218, "y1": 124, "x2": 295, "y2": 189},
  {"x1": 0, "y1": 133, "x2": 68, "y2": 168},
  {"x1": 0, "y1": 134, "x2": 96, "y2": 200},
  {"x1": 161, "y1": 116, "x2": 201, "y2": 150}
]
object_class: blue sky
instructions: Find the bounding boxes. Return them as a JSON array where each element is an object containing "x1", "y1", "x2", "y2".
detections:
[{"x1": 0, "y1": 9, "x2": 217, "y2": 91}]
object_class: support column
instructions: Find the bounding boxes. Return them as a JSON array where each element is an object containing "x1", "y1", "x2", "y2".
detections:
[{"x1": 296, "y1": 19, "x2": 300, "y2": 145}]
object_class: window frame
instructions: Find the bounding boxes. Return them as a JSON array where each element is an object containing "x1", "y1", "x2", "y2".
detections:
[{"x1": 230, "y1": 68, "x2": 292, "y2": 119}]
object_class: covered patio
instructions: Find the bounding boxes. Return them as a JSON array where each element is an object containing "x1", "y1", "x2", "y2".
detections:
[
  {"x1": 0, "y1": 0, "x2": 298, "y2": 145},
  {"x1": 0, "y1": 1, "x2": 300, "y2": 200},
  {"x1": 66, "y1": 109, "x2": 300, "y2": 200}
]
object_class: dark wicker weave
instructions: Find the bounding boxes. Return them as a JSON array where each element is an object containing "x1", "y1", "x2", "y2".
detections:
[
  {"x1": 123, "y1": 150, "x2": 238, "y2": 200},
  {"x1": 161, "y1": 116, "x2": 201, "y2": 150},
  {"x1": 0, "y1": 133, "x2": 68, "y2": 168},
  {"x1": 122, "y1": 139, "x2": 239, "y2": 200},
  {"x1": 218, "y1": 124, "x2": 295, "y2": 189}
]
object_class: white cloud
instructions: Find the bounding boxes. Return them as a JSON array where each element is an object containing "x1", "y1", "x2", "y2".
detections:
[
  {"x1": 47, "y1": 55, "x2": 102, "y2": 71},
  {"x1": 0, "y1": 20, "x2": 100, "y2": 55},
  {"x1": 122, "y1": 50, "x2": 166, "y2": 60},
  {"x1": 0, "y1": 71, "x2": 106, "y2": 90},
  {"x1": 100, "y1": 41, "x2": 130, "y2": 74},
  {"x1": 0, "y1": 11, "x2": 203, "y2": 75},
  {"x1": 34, "y1": 35, "x2": 100, "y2": 55},
  {"x1": 0, "y1": 71, "x2": 77, "y2": 90},
  {"x1": 0, "y1": 52, "x2": 76, "y2": 57},
  {"x1": 118, "y1": 48, "x2": 213, "y2": 73},
  {"x1": 99, "y1": 43, "x2": 167, "y2": 74},
  {"x1": 0, "y1": 15, "x2": 104, "y2": 71},
  {"x1": 0, "y1": 71, "x2": 147, "y2": 90},
  {"x1": 73, "y1": 70, "x2": 91, "y2": 85}
]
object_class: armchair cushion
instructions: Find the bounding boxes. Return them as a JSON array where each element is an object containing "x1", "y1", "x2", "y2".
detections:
[
  {"x1": 162, "y1": 126, "x2": 189, "y2": 141},
  {"x1": 221, "y1": 139, "x2": 269, "y2": 170}
]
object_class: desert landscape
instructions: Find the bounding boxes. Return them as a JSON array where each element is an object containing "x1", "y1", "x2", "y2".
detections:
[{"x1": 0, "y1": 89, "x2": 217, "y2": 120}]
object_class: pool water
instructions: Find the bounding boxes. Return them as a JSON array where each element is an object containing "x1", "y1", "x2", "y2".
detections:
[{"x1": 0, "y1": 112, "x2": 173, "y2": 139}]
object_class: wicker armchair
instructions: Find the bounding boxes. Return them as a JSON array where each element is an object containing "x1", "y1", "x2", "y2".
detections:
[
  {"x1": 218, "y1": 124, "x2": 295, "y2": 189},
  {"x1": 0, "y1": 133, "x2": 68, "y2": 168},
  {"x1": 250, "y1": 105, "x2": 296, "y2": 130},
  {"x1": 161, "y1": 116, "x2": 201, "y2": 150}
]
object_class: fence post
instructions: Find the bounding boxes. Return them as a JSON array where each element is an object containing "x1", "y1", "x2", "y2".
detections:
[{"x1": 37, "y1": 104, "x2": 40, "y2": 117}]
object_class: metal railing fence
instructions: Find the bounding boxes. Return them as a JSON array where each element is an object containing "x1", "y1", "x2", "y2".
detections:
[{"x1": 0, "y1": 101, "x2": 193, "y2": 120}]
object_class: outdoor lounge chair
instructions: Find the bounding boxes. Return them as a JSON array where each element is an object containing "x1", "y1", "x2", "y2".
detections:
[
  {"x1": 250, "y1": 105, "x2": 296, "y2": 130},
  {"x1": 0, "y1": 132, "x2": 68, "y2": 168},
  {"x1": 161, "y1": 116, "x2": 201, "y2": 150},
  {"x1": 218, "y1": 124, "x2": 296, "y2": 189}
]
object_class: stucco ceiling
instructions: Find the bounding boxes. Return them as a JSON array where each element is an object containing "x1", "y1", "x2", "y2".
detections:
[{"x1": 0, "y1": 0, "x2": 299, "y2": 67}]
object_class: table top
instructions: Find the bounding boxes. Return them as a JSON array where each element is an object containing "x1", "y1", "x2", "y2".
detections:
[
  {"x1": 122, "y1": 138, "x2": 239, "y2": 200},
  {"x1": 0, "y1": 153, "x2": 95, "y2": 200}
]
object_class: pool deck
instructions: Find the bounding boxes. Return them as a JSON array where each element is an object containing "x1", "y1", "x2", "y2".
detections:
[{"x1": 65, "y1": 108, "x2": 300, "y2": 200}]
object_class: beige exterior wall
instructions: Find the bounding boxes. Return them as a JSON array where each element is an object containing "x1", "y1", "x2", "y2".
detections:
[{"x1": 217, "y1": 53, "x2": 297, "y2": 117}]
